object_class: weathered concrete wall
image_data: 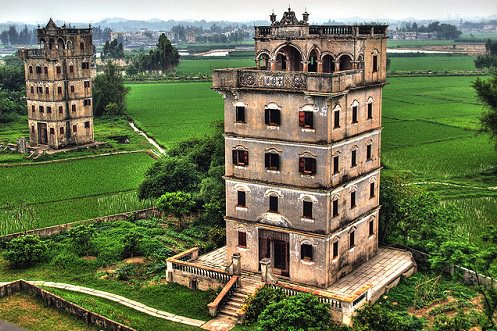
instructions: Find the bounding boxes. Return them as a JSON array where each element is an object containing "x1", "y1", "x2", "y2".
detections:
[{"x1": 170, "y1": 270, "x2": 225, "y2": 291}]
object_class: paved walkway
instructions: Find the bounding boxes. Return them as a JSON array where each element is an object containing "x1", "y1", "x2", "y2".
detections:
[{"x1": 27, "y1": 281, "x2": 206, "y2": 328}]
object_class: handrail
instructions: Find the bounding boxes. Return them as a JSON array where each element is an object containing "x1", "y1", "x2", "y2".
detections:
[
  {"x1": 207, "y1": 275, "x2": 239, "y2": 317},
  {"x1": 167, "y1": 247, "x2": 199, "y2": 262}
]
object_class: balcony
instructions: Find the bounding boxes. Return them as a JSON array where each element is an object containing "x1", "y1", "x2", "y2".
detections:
[
  {"x1": 213, "y1": 67, "x2": 364, "y2": 94},
  {"x1": 255, "y1": 25, "x2": 387, "y2": 39}
]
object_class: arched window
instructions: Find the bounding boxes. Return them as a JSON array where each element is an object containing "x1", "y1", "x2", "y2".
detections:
[
  {"x1": 372, "y1": 49, "x2": 379, "y2": 73},
  {"x1": 57, "y1": 38, "x2": 65, "y2": 50},
  {"x1": 322, "y1": 54, "x2": 335, "y2": 73},
  {"x1": 257, "y1": 52, "x2": 270, "y2": 70},
  {"x1": 339, "y1": 55, "x2": 353, "y2": 71},
  {"x1": 275, "y1": 44, "x2": 303, "y2": 72},
  {"x1": 308, "y1": 49, "x2": 319, "y2": 73},
  {"x1": 48, "y1": 38, "x2": 55, "y2": 50},
  {"x1": 66, "y1": 40, "x2": 73, "y2": 49}
]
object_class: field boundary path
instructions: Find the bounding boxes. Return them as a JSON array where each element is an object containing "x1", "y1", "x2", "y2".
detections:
[
  {"x1": 128, "y1": 121, "x2": 165, "y2": 155},
  {"x1": 12, "y1": 280, "x2": 207, "y2": 328}
]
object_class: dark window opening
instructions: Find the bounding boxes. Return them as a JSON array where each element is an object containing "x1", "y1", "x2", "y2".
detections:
[
  {"x1": 349, "y1": 231, "x2": 355, "y2": 249},
  {"x1": 370, "y1": 182, "x2": 375, "y2": 199},
  {"x1": 57, "y1": 86, "x2": 62, "y2": 95},
  {"x1": 351, "y1": 191, "x2": 356, "y2": 209},
  {"x1": 58, "y1": 106, "x2": 63, "y2": 114},
  {"x1": 373, "y1": 55, "x2": 378, "y2": 73},
  {"x1": 333, "y1": 241, "x2": 339, "y2": 259},
  {"x1": 31, "y1": 105, "x2": 35, "y2": 112},
  {"x1": 334, "y1": 110, "x2": 340, "y2": 128},
  {"x1": 36, "y1": 66, "x2": 42, "y2": 74},
  {"x1": 367, "y1": 103, "x2": 373, "y2": 119},
  {"x1": 301, "y1": 244, "x2": 313, "y2": 261},
  {"x1": 84, "y1": 81, "x2": 90, "y2": 88},
  {"x1": 269, "y1": 196, "x2": 278, "y2": 213},
  {"x1": 43, "y1": 67, "x2": 48, "y2": 75},
  {"x1": 238, "y1": 231, "x2": 247, "y2": 247},
  {"x1": 69, "y1": 65, "x2": 74, "y2": 73},
  {"x1": 45, "y1": 87, "x2": 49, "y2": 95},
  {"x1": 46, "y1": 106, "x2": 52, "y2": 114},
  {"x1": 299, "y1": 111, "x2": 313, "y2": 129},
  {"x1": 60, "y1": 127, "x2": 64, "y2": 135},
  {"x1": 70, "y1": 85, "x2": 74, "y2": 93},
  {"x1": 351, "y1": 150, "x2": 357, "y2": 167},
  {"x1": 235, "y1": 106, "x2": 245, "y2": 123},
  {"x1": 30, "y1": 86, "x2": 34, "y2": 94},
  {"x1": 367, "y1": 144, "x2": 372, "y2": 161},
  {"x1": 265, "y1": 108, "x2": 281, "y2": 126},
  {"x1": 369, "y1": 219, "x2": 375, "y2": 237},
  {"x1": 71, "y1": 104, "x2": 76, "y2": 112},
  {"x1": 84, "y1": 121, "x2": 90, "y2": 129},
  {"x1": 265, "y1": 153, "x2": 280, "y2": 171},
  {"x1": 333, "y1": 155, "x2": 340, "y2": 174},
  {"x1": 299, "y1": 157, "x2": 317, "y2": 175},
  {"x1": 352, "y1": 105, "x2": 358, "y2": 123},
  {"x1": 37, "y1": 86, "x2": 43, "y2": 94},
  {"x1": 84, "y1": 99, "x2": 92, "y2": 107},
  {"x1": 237, "y1": 190, "x2": 246, "y2": 207},
  {"x1": 232, "y1": 149, "x2": 249, "y2": 166},
  {"x1": 80, "y1": 42, "x2": 85, "y2": 51},
  {"x1": 31, "y1": 126, "x2": 34, "y2": 133},
  {"x1": 29, "y1": 66, "x2": 33, "y2": 74},
  {"x1": 82, "y1": 62, "x2": 90, "y2": 70},
  {"x1": 49, "y1": 128, "x2": 55, "y2": 135},
  {"x1": 39, "y1": 106, "x2": 44, "y2": 113},
  {"x1": 72, "y1": 124, "x2": 77, "y2": 133},
  {"x1": 56, "y1": 66, "x2": 61, "y2": 74},
  {"x1": 303, "y1": 201, "x2": 313, "y2": 218},
  {"x1": 333, "y1": 200, "x2": 339, "y2": 217}
]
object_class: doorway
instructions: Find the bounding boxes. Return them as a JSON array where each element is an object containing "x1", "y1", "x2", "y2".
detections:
[
  {"x1": 259, "y1": 229, "x2": 289, "y2": 277},
  {"x1": 37, "y1": 123, "x2": 48, "y2": 144}
]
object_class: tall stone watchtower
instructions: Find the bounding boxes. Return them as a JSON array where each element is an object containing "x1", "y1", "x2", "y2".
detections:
[
  {"x1": 19, "y1": 19, "x2": 95, "y2": 149},
  {"x1": 213, "y1": 8, "x2": 387, "y2": 288}
]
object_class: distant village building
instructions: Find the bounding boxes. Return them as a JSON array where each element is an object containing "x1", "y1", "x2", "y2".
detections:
[
  {"x1": 18, "y1": 19, "x2": 94, "y2": 149},
  {"x1": 186, "y1": 30, "x2": 196, "y2": 43}
]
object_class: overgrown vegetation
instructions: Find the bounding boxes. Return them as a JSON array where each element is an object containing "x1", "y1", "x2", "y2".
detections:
[
  {"x1": 473, "y1": 70, "x2": 497, "y2": 150},
  {"x1": 93, "y1": 61, "x2": 130, "y2": 116},
  {"x1": 0, "y1": 56, "x2": 25, "y2": 123},
  {"x1": 126, "y1": 34, "x2": 180, "y2": 75}
]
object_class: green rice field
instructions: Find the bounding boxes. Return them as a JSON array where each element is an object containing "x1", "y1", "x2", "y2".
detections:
[
  {"x1": 176, "y1": 58, "x2": 254, "y2": 76},
  {"x1": 126, "y1": 81, "x2": 223, "y2": 148},
  {"x1": 388, "y1": 55, "x2": 477, "y2": 73},
  {"x1": 0, "y1": 152, "x2": 155, "y2": 234}
]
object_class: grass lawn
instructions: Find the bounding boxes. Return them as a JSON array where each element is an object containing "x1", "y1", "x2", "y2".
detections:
[
  {"x1": 126, "y1": 81, "x2": 223, "y2": 148},
  {"x1": 0, "y1": 292, "x2": 96, "y2": 331},
  {"x1": 0, "y1": 152, "x2": 155, "y2": 234},
  {"x1": 388, "y1": 55, "x2": 476, "y2": 73},
  {"x1": 45, "y1": 288, "x2": 202, "y2": 331}
]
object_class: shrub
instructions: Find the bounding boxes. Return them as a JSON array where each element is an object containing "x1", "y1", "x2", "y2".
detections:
[
  {"x1": 432, "y1": 311, "x2": 479, "y2": 331},
  {"x1": 67, "y1": 224, "x2": 96, "y2": 256},
  {"x1": 4, "y1": 235, "x2": 47, "y2": 268},
  {"x1": 257, "y1": 293, "x2": 332, "y2": 331},
  {"x1": 353, "y1": 303, "x2": 424, "y2": 331},
  {"x1": 115, "y1": 263, "x2": 137, "y2": 281},
  {"x1": 122, "y1": 231, "x2": 144, "y2": 258},
  {"x1": 244, "y1": 286, "x2": 286, "y2": 324}
]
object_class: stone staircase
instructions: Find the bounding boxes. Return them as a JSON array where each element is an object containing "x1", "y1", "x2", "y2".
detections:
[{"x1": 218, "y1": 273, "x2": 263, "y2": 319}]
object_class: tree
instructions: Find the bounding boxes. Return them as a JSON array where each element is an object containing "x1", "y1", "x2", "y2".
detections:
[
  {"x1": 474, "y1": 40, "x2": 497, "y2": 69},
  {"x1": 92, "y1": 61, "x2": 129, "y2": 116},
  {"x1": 102, "y1": 39, "x2": 125, "y2": 59},
  {"x1": 157, "y1": 191, "x2": 196, "y2": 228},
  {"x1": 473, "y1": 71, "x2": 497, "y2": 149},
  {"x1": 122, "y1": 231, "x2": 144, "y2": 258},
  {"x1": 257, "y1": 293, "x2": 335, "y2": 331},
  {"x1": 67, "y1": 224, "x2": 96, "y2": 256},
  {"x1": 128, "y1": 33, "x2": 179, "y2": 73},
  {"x1": 0, "y1": 61, "x2": 26, "y2": 122},
  {"x1": 4, "y1": 235, "x2": 48, "y2": 268}
]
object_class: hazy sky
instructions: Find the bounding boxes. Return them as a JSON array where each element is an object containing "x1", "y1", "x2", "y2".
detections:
[{"x1": 2, "y1": 0, "x2": 497, "y2": 23}]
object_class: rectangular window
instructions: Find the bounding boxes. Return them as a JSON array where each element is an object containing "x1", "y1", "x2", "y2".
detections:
[
  {"x1": 80, "y1": 42, "x2": 85, "y2": 51},
  {"x1": 45, "y1": 87, "x2": 49, "y2": 95},
  {"x1": 84, "y1": 121, "x2": 90, "y2": 129},
  {"x1": 366, "y1": 145, "x2": 372, "y2": 161},
  {"x1": 369, "y1": 219, "x2": 375, "y2": 237},
  {"x1": 237, "y1": 190, "x2": 246, "y2": 207},
  {"x1": 232, "y1": 149, "x2": 249, "y2": 166},
  {"x1": 351, "y1": 150, "x2": 357, "y2": 167},
  {"x1": 46, "y1": 106, "x2": 52, "y2": 114},
  {"x1": 31, "y1": 126, "x2": 34, "y2": 133},
  {"x1": 299, "y1": 111, "x2": 313, "y2": 129},
  {"x1": 60, "y1": 127, "x2": 64, "y2": 135},
  {"x1": 265, "y1": 153, "x2": 280, "y2": 171},
  {"x1": 333, "y1": 241, "x2": 339, "y2": 259},
  {"x1": 84, "y1": 81, "x2": 90, "y2": 88},
  {"x1": 352, "y1": 105, "x2": 358, "y2": 123},
  {"x1": 39, "y1": 106, "x2": 44, "y2": 113},
  {"x1": 235, "y1": 106, "x2": 245, "y2": 123},
  {"x1": 43, "y1": 67, "x2": 48, "y2": 75},
  {"x1": 351, "y1": 191, "x2": 356, "y2": 209},
  {"x1": 70, "y1": 85, "x2": 74, "y2": 93},
  {"x1": 238, "y1": 231, "x2": 247, "y2": 247},
  {"x1": 370, "y1": 182, "x2": 375, "y2": 199},
  {"x1": 82, "y1": 62, "x2": 90, "y2": 70},
  {"x1": 36, "y1": 66, "x2": 42, "y2": 74},
  {"x1": 56, "y1": 66, "x2": 61, "y2": 74},
  {"x1": 30, "y1": 86, "x2": 34, "y2": 94},
  {"x1": 373, "y1": 55, "x2": 378, "y2": 73},
  {"x1": 265, "y1": 108, "x2": 281, "y2": 126},
  {"x1": 301, "y1": 244, "x2": 313, "y2": 261},
  {"x1": 71, "y1": 104, "x2": 76, "y2": 112},
  {"x1": 69, "y1": 65, "x2": 74, "y2": 73},
  {"x1": 31, "y1": 105, "x2": 35, "y2": 113},
  {"x1": 303, "y1": 201, "x2": 312, "y2": 218},
  {"x1": 29, "y1": 66, "x2": 33, "y2": 74},
  {"x1": 299, "y1": 157, "x2": 316, "y2": 175},
  {"x1": 72, "y1": 124, "x2": 77, "y2": 133},
  {"x1": 367, "y1": 103, "x2": 373, "y2": 119},
  {"x1": 269, "y1": 196, "x2": 278, "y2": 213},
  {"x1": 37, "y1": 86, "x2": 43, "y2": 94},
  {"x1": 349, "y1": 231, "x2": 355, "y2": 249},
  {"x1": 57, "y1": 86, "x2": 62, "y2": 95},
  {"x1": 49, "y1": 128, "x2": 55, "y2": 135},
  {"x1": 333, "y1": 199, "x2": 339, "y2": 217},
  {"x1": 58, "y1": 106, "x2": 63, "y2": 114},
  {"x1": 334, "y1": 110, "x2": 340, "y2": 128},
  {"x1": 333, "y1": 155, "x2": 339, "y2": 175}
]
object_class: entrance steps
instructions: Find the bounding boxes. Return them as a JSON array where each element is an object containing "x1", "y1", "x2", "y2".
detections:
[{"x1": 218, "y1": 273, "x2": 263, "y2": 319}]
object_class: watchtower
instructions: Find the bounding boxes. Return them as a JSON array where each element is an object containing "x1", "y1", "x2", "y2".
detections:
[
  {"x1": 19, "y1": 19, "x2": 95, "y2": 149},
  {"x1": 213, "y1": 8, "x2": 387, "y2": 288}
]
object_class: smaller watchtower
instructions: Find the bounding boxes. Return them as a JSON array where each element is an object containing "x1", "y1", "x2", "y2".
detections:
[{"x1": 19, "y1": 19, "x2": 95, "y2": 149}]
